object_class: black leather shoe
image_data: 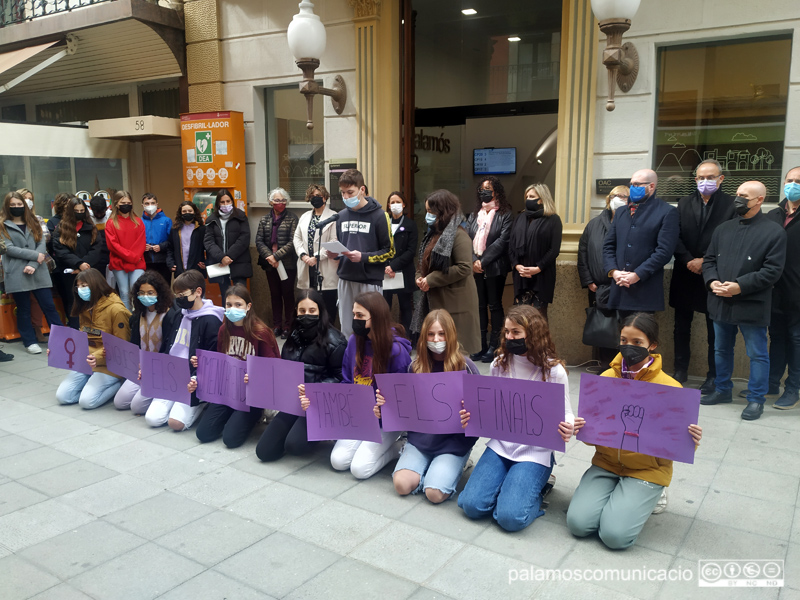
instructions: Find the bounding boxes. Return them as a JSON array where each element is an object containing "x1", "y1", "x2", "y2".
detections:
[
  {"x1": 470, "y1": 348, "x2": 487, "y2": 361},
  {"x1": 700, "y1": 390, "x2": 733, "y2": 405},
  {"x1": 672, "y1": 370, "x2": 688, "y2": 384},
  {"x1": 700, "y1": 376, "x2": 715, "y2": 395},
  {"x1": 741, "y1": 401, "x2": 764, "y2": 421},
  {"x1": 481, "y1": 346, "x2": 497, "y2": 363}
]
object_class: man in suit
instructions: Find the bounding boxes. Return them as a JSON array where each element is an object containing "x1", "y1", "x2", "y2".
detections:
[{"x1": 669, "y1": 159, "x2": 736, "y2": 391}]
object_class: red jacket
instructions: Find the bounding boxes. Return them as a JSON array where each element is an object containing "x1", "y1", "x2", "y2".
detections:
[{"x1": 104, "y1": 215, "x2": 146, "y2": 272}]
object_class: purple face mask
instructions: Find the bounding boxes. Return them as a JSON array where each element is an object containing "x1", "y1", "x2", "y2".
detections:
[
  {"x1": 219, "y1": 204, "x2": 233, "y2": 214},
  {"x1": 697, "y1": 179, "x2": 718, "y2": 196}
]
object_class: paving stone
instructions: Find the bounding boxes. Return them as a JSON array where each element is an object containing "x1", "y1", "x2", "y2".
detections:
[
  {"x1": 230, "y1": 450, "x2": 319, "y2": 481},
  {"x1": 0, "y1": 407, "x2": 69, "y2": 434},
  {"x1": 286, "y1": 557, "x2": 418, "y2": 600},
  {"x1": 0, "y1": 480, "x2": 48, "y2": 516},
  {"x1": 127, "y1": 452, "x2": 220, "y2": 488},
  {"x1": 0, "y1": 397, "x2": 41, "y2": 419},
  {"x1": 406, "y1": 588, "x2": 456, "y2": 600},
  {"x1": 0, "y1": 498, "x2": 95, "y2": 551},
  {"x1": 60, "y1": 474, "x2": 164, "y2": 517},
  {"x1": 678, "y1": 519, "x2": 789, "y2": 562},
  {"x1": 0, "y1": 554, "x2": 61, "y2": 600},
  {"x1": 85, "y1": 438, "x2": 177, "y2": 472},
  {"x1": 711, "y1": 463, "x2": 799, "y2": 505},
  {"x1": 226, "y1": 481, "x2": 324, "y2": 529},
  {"x1": 185, "y1": 439, "x2": 255, "y2": 465},
  {"x1": 0, "y1": 446, "x2": 77, "y2": 479},
  {"x1": 471, "y1": 517, "x2": 577, "y2": 569},
  {"x1": 337, "y1": 471, "x2": 425, "y2": 519},
  {"x1": 634, "y1": 510, "x2": 694, "y2": 556},
  {"x1": 282, "y1": 499, "x2": 390, "y2": 553},
  {"x1": 51, "y1": 428, "x2": 138, "y2": 458},
  {"x1": 279, "y1": 457, "x2": 362, "y2": 498},
  {"x1": 0, "y1": 433, "x2": 41, "y2": 458},
  {"x1": 148, "y1": 427, "x2": 205, "y2": 450},
  {"x1": 105, "y1": 491, "x2": 214, "y2": 540},
  {"x1": 19, "y1": 457, "x2": 118, "y2": 497},
  {"x1": 172, "y1": 467, "x2": 271, "y2": 508},
  {"x1": 27, "y1": 583, "x2": 95, "y2": 600},
  {"x1": 67, "y1": 404, "x2": 138, "y2": 428},
  {"x1": 536, "y1": 579, "x2": 641, "y2": 600},
  {"x1": 399, "y1": 496, "x2": 492, "y2": 543},
  {"x1": 107, "y1": 417, "x2": 164, "y2": 439},
  {"x1": 697, "y1": 488, "x2": 793, "y2": 541},
  {"x1": 722, "y1": 441, "x2": 800, "y2": 478},
  {"x1": 157, "y1": 570, "x2": 273, "y2": 600}
]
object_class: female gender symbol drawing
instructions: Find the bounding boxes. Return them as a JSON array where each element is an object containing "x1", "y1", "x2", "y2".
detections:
[{"x1": 64, "y1": 337, "x2": 76, "y2": 369}]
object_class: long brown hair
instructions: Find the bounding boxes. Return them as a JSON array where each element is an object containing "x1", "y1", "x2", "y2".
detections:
[
  {"x1": 420, "y1": 189, "x2": 462, "y2": 276},
  {"x1": 109, "y1": 190, "x2": 141, "y2": 230},
  {"x1": 58, "y1": 197, "x2": 97, "y2": 250},
  {"x1": 0, "y1": 192, "x2": 42, "y2": 243},
  {"x1": 172, "y1": 201, "x2": 202, "y2": 230},
  {"x1": 412, "y1": 309, "x2": 466, "y2": 373},
  {"x1": 71, "y1": 268, "x2": 116, "y2": 316},
  {"x1": 496, "y1": 304, "x2": 564, "y2": 382},
  {"x1": 217, "y1": 284, "x2": 273, "y2": 355},
  {"x1": 354, "y1": 291, "x2": 403, "y2": 377}
]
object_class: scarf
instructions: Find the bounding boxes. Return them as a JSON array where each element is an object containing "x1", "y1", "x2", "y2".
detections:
[
  {"x1": 510, "y1": 207, "x2": 545, "y2": 258},
  {"x1": 472, "y1": 204, "x2": 497, "y2": 256}
]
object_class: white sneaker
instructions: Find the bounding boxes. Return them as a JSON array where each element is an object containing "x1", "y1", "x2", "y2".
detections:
[
  {"x1": 26, "y1": 343, "x2": 42, "y2": 355},
  {"x1": 652, "y1": 488, "x2": 668, "y2": 514}
]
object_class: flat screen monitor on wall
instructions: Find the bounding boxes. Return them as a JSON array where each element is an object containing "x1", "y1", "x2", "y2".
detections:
[{"x1": 473, "y1": 147, "x2": 516, "y2": 175}]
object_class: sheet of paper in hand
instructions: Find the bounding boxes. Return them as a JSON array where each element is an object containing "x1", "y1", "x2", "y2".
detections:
[
  {"x1": 374, "y1": 371, "x2": 465, "y2": 434},
  {"x1": 305, "y1": 382, "x2": 382, "y2": 443}
]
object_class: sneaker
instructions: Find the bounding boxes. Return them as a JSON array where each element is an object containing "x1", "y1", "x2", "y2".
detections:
[
  {"x1": 25, "y1": 343, "x2": 42, "y2": 355},
  {"x1": 463, "y1": 458, "x2": 474, "y2": 473},
  {"x1": 0, "y1": 349, "x2": 13, "y2": 362},
  {"x1": 652, "y1": 488, "x2": 668, "y2": 514},
  {"x1": 773, "y1": 391, "x2": 800, "y2": 410}
]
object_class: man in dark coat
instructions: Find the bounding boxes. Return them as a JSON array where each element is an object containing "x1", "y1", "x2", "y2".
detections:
[
  {"x1": 603, "y1": 169, "x2": 679, "y2": 315},
  {"x1": 669, "y1": 159, "x2": 736, "y2": 391},
  {"x1": 766, "y1": 166, "x2": 800, "y2": 409},
  {"x1": 701, "y1": 181, "x2": 787, "y2": 421}
]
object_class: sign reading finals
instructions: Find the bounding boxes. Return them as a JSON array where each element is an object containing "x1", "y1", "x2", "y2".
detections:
[
  {"x1": 196, "y1": 350, "x2": 248, "y2": 412},
  {"x1": 375, "y1": 371, "x2": 464, "y2": 434},
  {"x1": 305, "y1": 383, "x2": 382, "y2": 443},
  {"x1": 462, "y1": 373, "x2": 566, "y2": 452}
]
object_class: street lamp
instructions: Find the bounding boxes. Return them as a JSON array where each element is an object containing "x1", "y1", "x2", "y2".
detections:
[
  {"x1": 591, "y1": 0, "x2": 641, "y2": 112},
  {"x1": 287, "y1": 0, "x2": 347, "y2": 129}
]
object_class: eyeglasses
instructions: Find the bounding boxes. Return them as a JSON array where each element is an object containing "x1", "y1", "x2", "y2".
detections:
[
  {"x1": 139, "y1": 291, "x2": 157, "y2": 297},
  {"x1": 175, "y1": 291, "x2": 195, "y2": 299},
  {"x1": 629, "y1": 181, "x2": 652, "y2": 187},
  {"x1": 695, "y1": 175, "x2": 720, "y2": 181}
]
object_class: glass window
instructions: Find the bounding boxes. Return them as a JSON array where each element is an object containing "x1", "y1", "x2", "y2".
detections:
[
  {"x1": 75, "y1": 158, "x2": 124, "y2": 197},
  {"x1": 0, "y1": 156, "x2": 27, "y2": 195},
  {"x1": 654, "y1": 36, "x2": 791, "y2": 202},
  {"x1": 264, "y1": 87, "x2": 325, "y2": 203},
  {"x1": 36, "y1": 95, "x2": 129, "y2": 124},
  {"x1": 30, "y1": 157, "x2": 71, "y2": 216}
]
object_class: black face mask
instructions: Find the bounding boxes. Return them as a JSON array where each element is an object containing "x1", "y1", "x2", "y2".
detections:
[
  {"x1": 734, "y1": 196, "x2": 752, "y2": 216},
  {"x1": 297, "y1": 314, "x2": 320, "y2": 338},
  {"x1": 525, "y1": 199, "x2": 543, "y2": 212},
  {"x1": 619, "y1": 344, "x2": 651, "y2": 366},
  {"x1": 118, "y1": 204, "x2": 133, "y2": 214},
  {"x1": 352, "y1": 319, "x2": 370, "y2": 337},
  {"x1": 479, "y1": 189, "x2": 494, "y2": 202},
  {"x1": 9, "y1": 206, "x2": 25, "y2": 218},
  {"x1": 505, "y1": 338, "x2": 528, "y2": 356},
  {"x1": 176, "y1": 294, "x2": 196, "y2": 310},
  {"x1": 181, "y1": 212, "x2": 195, "y2": 222},
  {"x1": 309, "y1": 196, "x2": 325, "y2": 209}
]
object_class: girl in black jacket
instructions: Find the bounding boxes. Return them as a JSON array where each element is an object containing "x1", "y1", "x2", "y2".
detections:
[
  {"x1": 256, "y1": 288, "x2": 347, "y2": 462},
  {"x1": 52, "y1": 197, "x2": 107, "y2": 328},
  {"x1": 382, "y1": 191, "x2": 418, "y2": 334},
  {"x1": 203, "y1": 188, "x2": 252, "y2": 299},
  {"x1": 167, "y1": 201, "x2": 206, "y2": 278}
]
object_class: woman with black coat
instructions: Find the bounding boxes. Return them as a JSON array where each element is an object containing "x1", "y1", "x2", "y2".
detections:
[
  {"x1": 255, "y1": 289, "x2": 347, "y2": 462},
  {"x1": 509, "y1": 183, "x2": 563, "y2": 320},
  {"x1": 466, "y1": 176, "x2": 513, "y2": 361},
  {"x1": 203, "y1": 188, "x2": 252, "y2": 299},
  {"x1": 52, "y1": 197, "x2": 107, "y2": 328},
  {"x1": 167, "y1": 201, "x2": 206, "y2": 278},
  {"x1": 382, "y1": 191, "x2": 418, "y2": 334}
]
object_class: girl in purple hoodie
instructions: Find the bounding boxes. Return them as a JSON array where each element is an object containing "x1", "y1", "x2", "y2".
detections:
[{"x1": 301, "y1": 291, "x2": 411, "y2": 478}]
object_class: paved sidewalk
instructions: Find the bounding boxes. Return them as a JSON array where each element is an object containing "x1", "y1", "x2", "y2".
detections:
[{"x1": 0, "y1": 342, "x2": 796, "y2": 600}]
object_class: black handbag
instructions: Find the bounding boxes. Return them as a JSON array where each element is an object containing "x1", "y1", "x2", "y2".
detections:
[{"x1": 582, "y1": 306, "x2": 620, "y2": 349}]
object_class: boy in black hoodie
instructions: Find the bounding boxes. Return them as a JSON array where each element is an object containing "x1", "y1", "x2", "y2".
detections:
[{"x1": 326, "y1": 169, "x2": 394, "y2": 335}]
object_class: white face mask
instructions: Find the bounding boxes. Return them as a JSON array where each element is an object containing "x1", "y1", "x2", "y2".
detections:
[
  {"x1": 426, "y1": 340, "x2": 447, "y2": 354},
  {"x1": 144, "y1": 205, "x2": 157, "y2": 215},
  {"x1": 25, "y1": 199, "x2": 33, "y2": 210},
  {"x1": 390, "y1": 204, "x2": 403, "y2": 216},
  {"x1": 609, "y1": 196, "x2": 627, "y2": 212}
]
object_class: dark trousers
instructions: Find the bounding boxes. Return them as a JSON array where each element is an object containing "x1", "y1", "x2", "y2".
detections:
[
  {"x1": 195, "y1": 403, "x2": 263, "y2": 448},
  {"x1": 475, "y1": 273, "x2": 506, "y2": 346},
  {"x1": 255, "y1": 411, "x2": 314, "y2": 461},
  {"x1": 769, "y1": 311, "x2": 800, "y2": 394},
  {"x1": 145, "y1": 262, "x2": 173, "y2": 286},
  {"x1": 384, "y1": 290, "x2": 413, "y2": 334},
  {"x1": 54, "y1": 273, "x2": 79, "y2": 329},
  {"x1": 217, "y1": 276, "x2": 247, "y2": 301},
  {"x1": 673, "y1": 308, "x2": 716, "y2": 377},
  {"x1": 265, "y1": 268, "x2": 297, "y2": 329},
  {"x1": 308, "y1": 266, "x2": 339, "y2": 327},
  {"x1": 588, "y1": 290, "x2": 618, "y2": 369},
  {"x1": 13, "y1": 288, "x2": 63, "y2": 348}
]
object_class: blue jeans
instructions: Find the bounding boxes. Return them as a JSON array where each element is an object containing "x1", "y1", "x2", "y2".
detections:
[
  {"x1": 394, "y1": 442, "x2": 471, "y2": 498},
  {"x1": 12, "y1": 288, "x2": 63, "y2": 348},
  {"x1": 769, "y1": 312, "x2": 800, "y2": 395},
  {"x1": 457, "y1": 446, "x2": 553, "y2": 532},
  {"x1": 714, "y1": 321, "x2": 769, "y2": 404},
  {"x1": 112, "y1": 269, "x2": 145, "y2": 310},
  {"x1": 56, "y1": 371, "x2": 124, "y2": 409}
]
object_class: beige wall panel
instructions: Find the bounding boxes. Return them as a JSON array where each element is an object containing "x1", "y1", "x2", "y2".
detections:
[
  {"x1": 185, "y1": 0, "x2": 219, "y2": 43},
  {"x1": 187, "y1": 40, "x2": 221, "y2": 85},
  {"x1": 188, "y1": 82, "x2": 223, "y2": 112}
]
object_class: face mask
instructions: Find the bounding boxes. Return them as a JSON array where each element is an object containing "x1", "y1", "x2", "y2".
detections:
[
  {"x1": 138, "y1": 295, "x2": 158, "y2": 307},
  {"x1": 77, "y1": 287, "x2": 91, "y2": 301},
  {"x1": 118, "y1": 204, "x2": 133, "y2": 214},
  {"x1": 609, "y1": 197, "x2": 627, "y2": 212},
  {"x1": 785, "y1": 182, "x2": 800, "y2": 202},
  {"x1": 9, "y1": 206, "x2": 25, "y2": 218},
  {"x1": 272, "y1": 202, "x2": 286, "y2": 213},
  {"x1": 629, "y1": 185, "x2": 648, "y2": 203},
  {"x1": 25, "y1": 199, "x2": 33, "y2": 210},
  {"x1": 425, "y1": 212, "x2": 437, "y2": 226},
  {"x1": 734, "y1": 196, "x2": 752, "y2": 216},
  {"x1": 343, "y1": 195, "x2": 361, "y2": 209},
  {"x1": 310, "y1": 196, "x2": 325, "y2": 209},
  {"x1": 297, "y1": 314, "x2": 320, "y2": 339},
  {"x1": 74, "y1": 211, "x2": 86, "y2": 220},
  {"x1": 697, "y1": 179, "x2": 718, "y2": 196},
  {"x1": 219, "y1": 204, "x2": 233, "y2": 214},
  {"x1": 505, "y1": 338, "x2": 528, "y2": 356},
  {"x1": 225, "y1": 307, "x2": 248, "y2": 322},
  {"x1": 181, "y1": 212, "x2": 195, "y2": 222},
  {"x1": 352, "y1": 318, "x2": 370, "y2": 337},
  {"x1": 176, "y1": 294, "x2": 196, "y2": 310},
  {"x1": 479, "y1": 189, "x2": 493, "y2": 202},
  {"x1": 426, "y1": 340, "x2": 447, "y2": 354},
  {"x1": 525, "y1": 199, "x2": 541, "y2": 212},
  {"x1": 390, "y1": 204, "x2": 403, "y2": 216},
  {"x1": 144, "y1": 205, "x2": 157, "y2": 215},
  {"x1": 619, "y1": 344, "x2": 651, "y2": 366}
]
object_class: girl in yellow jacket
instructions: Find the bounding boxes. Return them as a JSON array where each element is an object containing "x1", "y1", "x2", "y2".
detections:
[
  {"x1": 567, "y1": 312, "x2": 702, "y2": 550},
  {"x1": 54, "y1": 268, "x2": 131, "y2": 409}
]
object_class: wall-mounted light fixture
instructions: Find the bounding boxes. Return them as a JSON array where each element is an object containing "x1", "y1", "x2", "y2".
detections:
[
  {"x1": 286, "y1": 0, "x2": 347, "y2": 130},
  {"x1": 590, "y1": 0, "x2": 640, "y2": 111}
]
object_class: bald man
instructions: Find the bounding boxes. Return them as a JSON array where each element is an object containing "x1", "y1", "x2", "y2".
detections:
[
  {"x1": 701, "y1": 180, "x2": 787, "y2": 421},
  {"x1": 603, "y1": 168, "x2": 679, "y2": 316}
]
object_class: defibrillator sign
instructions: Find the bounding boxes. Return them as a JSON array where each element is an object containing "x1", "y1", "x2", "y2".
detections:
[{"x1": 196, "y1": 131, "x2": 213, "y2": 163}]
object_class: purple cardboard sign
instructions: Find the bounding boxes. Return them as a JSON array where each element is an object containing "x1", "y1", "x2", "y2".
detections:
[
  {"x1": 48, "y1": 325, "x2": 93, "y2": 375},
  {"x1": 245, "y1": 356, "x2": 305, "y2": 416},
  {"x1": 196, "y1": 350, "x2": 248, "y2": 412},
  {"x1": 139, "y1": 350, "x2": 191, "y2": 405},
  {"x1": 462, "y1": 373, "x2": 566, "y2": 452},
  {"x1": 577, "y1": 373, "x2": 700, "y2": 464},
  {"x1": 305, "y1": 383, "x2": 382, "y2": 443},
  {"x1": 374, "y1": 371, "x2": 465, "y2": 434},
  {"x1": 101, "y1": 333, "x2": 140, "y2": 382}
]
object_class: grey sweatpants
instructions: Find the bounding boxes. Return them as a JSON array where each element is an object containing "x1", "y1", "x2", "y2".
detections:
[
  {"x1": 566, "y1": 464, "x2": 664, "y2": 550},
  {"x1": 337, "y1": 279, "x2": 382, "y2": 337}
]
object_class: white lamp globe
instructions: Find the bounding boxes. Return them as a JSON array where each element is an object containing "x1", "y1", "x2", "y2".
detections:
[
  {"x1": 590, "y1": 0, "x2": 641, "y2": 21},
  {"x1": 287, "y1": 1, "x2": 327, "y2": 61}
]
